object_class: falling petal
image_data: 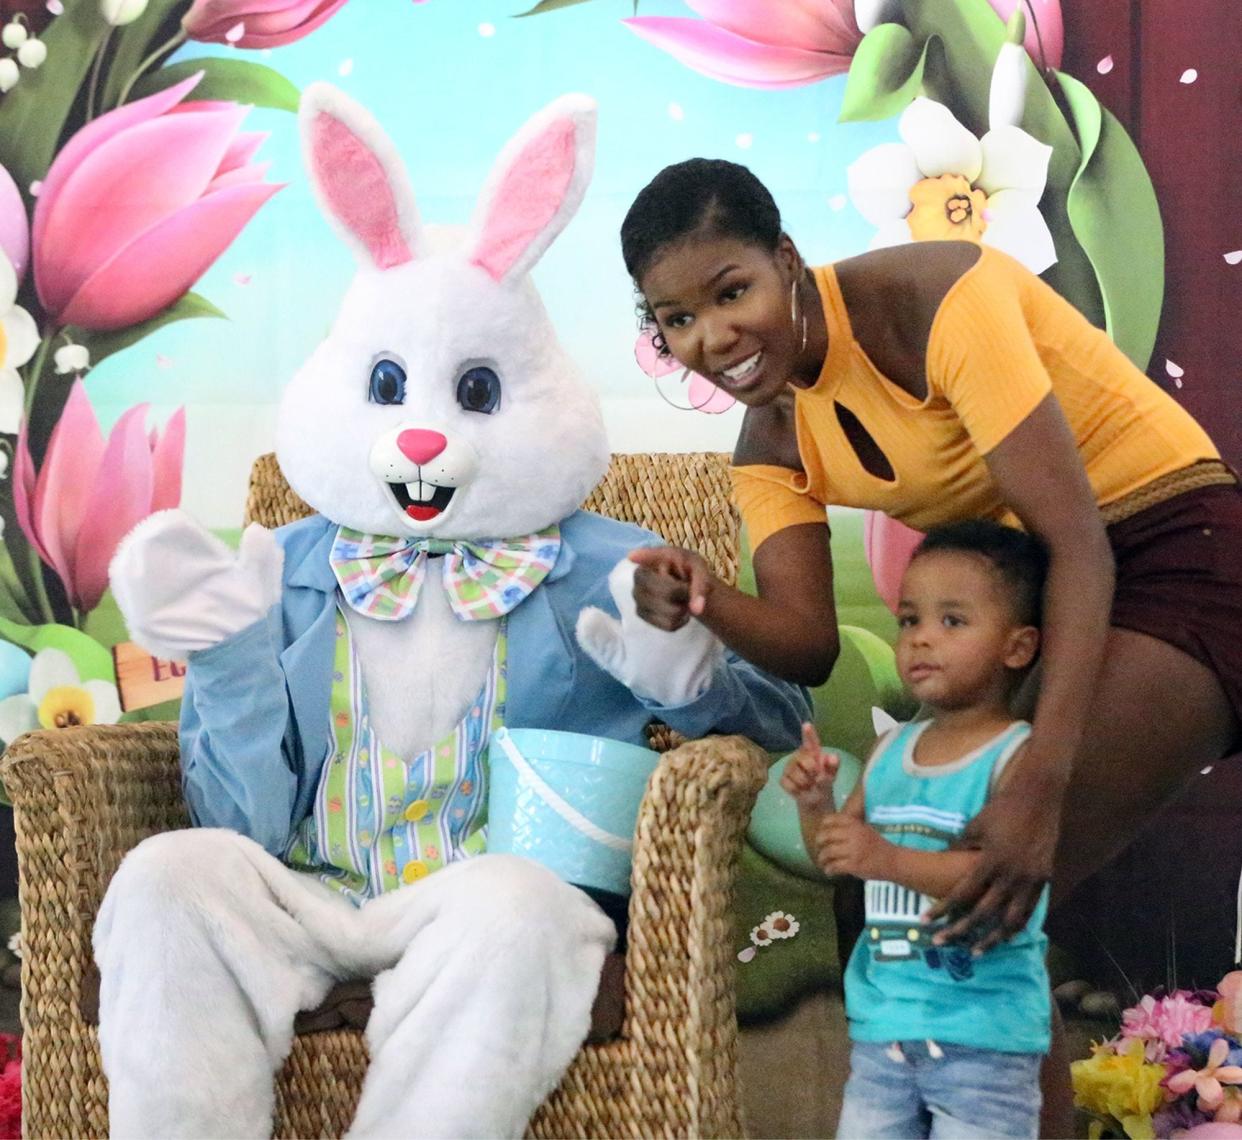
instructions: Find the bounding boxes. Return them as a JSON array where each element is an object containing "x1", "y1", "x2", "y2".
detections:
[
  {"x1": 46, "y1": 0, "x2": 64, "y2": 12},
  {"x1": 1096, "y1": 54, "x2": 1114, "y2": 75},
  {"x1": 807, "y1": 131, "x2": 820, "y2": 143},
  {"x1": 337, "y1": 58, "x2": 353, "y2": 77},
  {"x1": 667, "y1": 102, "x2": 684, "y2": 121},
  {"x1": 828, "y1": 194, "x2": 847, "y2": 210},
  {"x1": 478, "y1": 22, "x2": 495, "y2": 37},
  {"x1": 225, "y1": 21, "x2": 245, "y2": 43},
  {"x1": 735, "y1": 132, "x2": 753, "y2": 149},
  {"x1": 737, "y1": 946, "x2": 757, "y2": 963},
  {"x1": 1224, "y1": 250, "x2": 1242, "y2": 265},
  {"x1": 1165, "y1": 359, "x2": 1185, "y2": 378},
  {"x1": 233, "y1": 272, "x2": 252, "y2": 286},
  {"x1": 1180, "y1": 68, "x2": 1198, "y2": 83},
  {"x1": 156, "y1": 354, "x2": 173, "y2": 368}
]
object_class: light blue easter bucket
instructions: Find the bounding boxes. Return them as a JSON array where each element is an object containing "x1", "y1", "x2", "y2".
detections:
[{"x1": 487, "y1": 726, "x2": 661, "y2": 896}]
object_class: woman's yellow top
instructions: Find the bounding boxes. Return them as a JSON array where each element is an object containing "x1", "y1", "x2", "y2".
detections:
[{"x1": 731, "y1": 246, "x2": 1219, "y2": 551}]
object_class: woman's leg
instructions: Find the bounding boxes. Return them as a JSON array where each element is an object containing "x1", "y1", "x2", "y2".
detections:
[{"x1": 1039, "y1": 626, "x2": 1238, "y2": 1135}]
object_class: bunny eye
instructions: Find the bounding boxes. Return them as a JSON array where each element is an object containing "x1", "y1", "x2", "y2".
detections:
[
  {"x1": 456, "y1": 366, "x2": 501, "y2": 415},
  {"x1": 369, "y1": 358, "x2": 406, "y2": 406}
]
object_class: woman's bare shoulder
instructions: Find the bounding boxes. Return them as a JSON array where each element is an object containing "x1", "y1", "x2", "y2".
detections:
[{"x1": 734, "y1": 393, "x2": 803, "y2": 470}]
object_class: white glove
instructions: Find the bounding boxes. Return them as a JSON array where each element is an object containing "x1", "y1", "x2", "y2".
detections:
[
  {"x1": 575, "y1": 559, "x2": 725, "y2": 707},
  {"x1": 108, "y1": 509, "x2": 284, "y2": 663}
]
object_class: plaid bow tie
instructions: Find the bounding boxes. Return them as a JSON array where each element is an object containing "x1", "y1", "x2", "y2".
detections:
[{"x1": 329, "y1": 524, "x2": 561, "y2": 621}]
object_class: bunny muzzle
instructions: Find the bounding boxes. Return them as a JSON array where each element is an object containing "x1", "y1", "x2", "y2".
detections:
[{"x1": 369, "y1": 422, "x2": 480, "y2": 531}]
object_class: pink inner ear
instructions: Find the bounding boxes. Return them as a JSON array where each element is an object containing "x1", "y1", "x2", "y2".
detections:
[
  {"x1": 311, "y1": 112, "x2": 412, "y2": 269},
  {"x1": 470, "y1": 121, "x2": 575, "y2": 282}
]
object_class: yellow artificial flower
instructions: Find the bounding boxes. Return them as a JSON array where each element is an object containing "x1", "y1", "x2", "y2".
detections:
[
  {"x1": 907, "y1": 174, "x2": 989, "y2": 243},
  {"x1": 1072, "y1": 1038, "x2": 1167, "y2": 1139}
]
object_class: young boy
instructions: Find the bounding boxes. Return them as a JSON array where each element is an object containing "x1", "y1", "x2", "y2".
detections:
[{"x1": 782, "y1": 519, "x2": 1051, "y2": 1139}]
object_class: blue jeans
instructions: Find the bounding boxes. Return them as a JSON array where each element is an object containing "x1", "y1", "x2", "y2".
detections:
[{"x1": 835, "y1": 1039, "x2": 1042, "y2": 1139}]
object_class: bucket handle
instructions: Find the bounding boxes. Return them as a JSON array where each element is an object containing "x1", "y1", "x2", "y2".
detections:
[{"x1": 493, "y1": 730, "x2": 633, "y2": 853}]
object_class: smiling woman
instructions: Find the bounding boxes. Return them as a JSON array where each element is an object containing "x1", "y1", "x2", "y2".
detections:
[{"x1": 619, "y1": 153, "x2": 1242, "y2": 1132}]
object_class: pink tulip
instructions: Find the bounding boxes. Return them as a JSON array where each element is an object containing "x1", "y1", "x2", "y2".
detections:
[
  {"x1": 32, "y1": 73, "x2": 283, "y2": 332},
  {"x1": 0, "y1": 162, "x2": 28, "y2": 282},
  {"x1": 14, "y1": 381, "x2": 185, "y2": 615},
  {"x1": 182, "y1": 0, "x2": 348, "y2": 48},
  {"x1": 864, "y1": 510, "x2": 924, "y2": 614},
  {"x1": 985, "y1": 0, "x2": 1063, "y2": 70},
  {"x1": 624, "y1": 0, "x2": 860, "y2": 90}
]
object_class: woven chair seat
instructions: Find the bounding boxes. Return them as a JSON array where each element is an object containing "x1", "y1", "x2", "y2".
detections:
[{"x1": 3, "y1": 451, "x2": 764, "y2": 1139}]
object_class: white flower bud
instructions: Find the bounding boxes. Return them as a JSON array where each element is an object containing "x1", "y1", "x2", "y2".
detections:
[
  {"x1": 0, "y1": 59, "x2": 19, "y2": 94},
  {"x1": 1, "y1": 22, "x2": 27, "y2": 49},
  {"x1": 54, "y1": 344, "x2": 91, "y2": 375},
  {"x1": 99, "y1": 0, "x2": 149, "y2": 26},
  {"x1": 853, "y1": 0, "x2": 904, "y2": 34},
  {"x1": 16, "y1": 37, "x2": 46, "y2": 69},
  {"x1": 989, "y1": 42, "x2": 1029, "y2": 130}
]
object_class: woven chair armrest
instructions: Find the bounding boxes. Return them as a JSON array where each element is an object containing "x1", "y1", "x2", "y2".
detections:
[
  {"x1": 1, "y1": 722, "x2": 188, "y2": 936},
  {"x1": 623, "y1": 734, "x2": 768, "y2": 1048}
]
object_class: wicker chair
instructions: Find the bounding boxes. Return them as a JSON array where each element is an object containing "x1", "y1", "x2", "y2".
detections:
[{"x1": 3, "y1": 451, "x2": 773, "y2": 1140}]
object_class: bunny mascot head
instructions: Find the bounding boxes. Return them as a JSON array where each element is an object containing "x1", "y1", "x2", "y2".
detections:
[
  {"x1": 101, "y1": 86, "x2": 806, "y2": 1140},
  {"x1": 278, "y1": 84, "x2": 608, "y2": 541}
]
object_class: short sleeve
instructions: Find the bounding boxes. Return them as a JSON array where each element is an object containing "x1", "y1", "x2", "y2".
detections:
[
  {"x1": 927, "y1": 260, "x2": 1053, "y2": 456},
  {"x1": 730, "y1": 464, "x2": 827, "y2": 552}
]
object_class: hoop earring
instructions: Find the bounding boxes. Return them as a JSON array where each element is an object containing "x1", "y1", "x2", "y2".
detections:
[
  {"x1": 651, "y1": 366, "x2": 717, "y2": 413},
  {"x1": 790, "y1": 278, "x2": 808, "y2": 353}
]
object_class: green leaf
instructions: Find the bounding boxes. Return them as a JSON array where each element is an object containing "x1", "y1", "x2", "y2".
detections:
[
  {"x1": 839, "y1": 24, "x2": 929, "y2": 123},
  {"x1": 514, "y1": 0, "x2": 595, "y2": 15},
  {"x1": 0, "y1": 618, "x2": 115, "y2": 684},
  {"x1": 1056, "y1": 72, "x2": 1163, "y2": 371},
  {"x1": 100, "y1": 0, "x2": 187, "y2": 111},
  {"x1": 0, "y1": 2, "x2": 108, "y2": 194},
  {"x1": 67, "y1": 292, "x2": 227, "y2": 370},
  {"x1": 130, "y1": 57, "x2": 300, "y2": 113}
]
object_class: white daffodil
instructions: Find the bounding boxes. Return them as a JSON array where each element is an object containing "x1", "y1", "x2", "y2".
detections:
[
  {"x1": 846, "y1": 96, "x2": 1057, "y2": 274},
  {"x1": 854, "y1": 0, "x2": 903, "y2": 33},
  {"x1": 0, "y1": 249, "x2": 38, "y2": 434},
  {"x1": 0, "y1": 647, "x2": 121, "y2": 746}
]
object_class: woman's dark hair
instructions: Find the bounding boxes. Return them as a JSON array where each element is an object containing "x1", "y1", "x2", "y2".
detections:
[
  {"x1": 912, "y1": 519, "x2": 1050, "y2": 628},
  {"x1": 620, "y1": 158, "x2": 783, "y2": 285}
]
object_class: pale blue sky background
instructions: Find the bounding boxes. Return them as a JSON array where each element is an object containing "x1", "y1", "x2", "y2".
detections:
[{"x1": 84, "y1": 0, "x2": 898, "y2": 520}]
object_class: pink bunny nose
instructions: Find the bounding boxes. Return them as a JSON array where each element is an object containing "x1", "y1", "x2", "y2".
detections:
[{"x1": 397, "y1": 429, "x2": 447, "y2": 465}]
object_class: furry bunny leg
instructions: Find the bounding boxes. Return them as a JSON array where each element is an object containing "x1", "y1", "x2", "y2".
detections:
[
  {"x1": 348, "y1": 855, "x2": 617, "y2": 1139},
  {"x1": 94, "y1": 829, "x2": 365, "y2": 1139}
]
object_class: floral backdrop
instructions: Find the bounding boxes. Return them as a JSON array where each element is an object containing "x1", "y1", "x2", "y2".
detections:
[{"x1": 0, "y1": 0, "x2": 1166, "y2": 769}]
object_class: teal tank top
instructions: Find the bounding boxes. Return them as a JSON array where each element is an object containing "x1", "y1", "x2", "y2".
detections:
[{"x1": 844, "y1": 720, "x2": 1050, "y2": 1054}]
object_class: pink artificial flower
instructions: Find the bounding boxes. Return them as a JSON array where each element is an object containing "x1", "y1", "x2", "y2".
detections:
[
  {"x1": 14, "y1": 381, "x2": 185, "y2": 615},
  {"x1": 624, "y1": 0, "x2": 860, "y2": 90},
  {"x1": 1123, "y1": 993, "x2": 1216, "y2": 1050},
  {"x1": 0, "y1": 162, "x2": 28, "y2": 282},
  {"x1": 33, "y1": 73, "x2": 283, "y2": 332},
  {"x1": 1216, "y1": 973, "x2": 1242, "y2": 1034},
  {"x1": 181, "y1": 0, "x2": 348, "y2": 48},
  {"x1": 863, "y1": 511, "x2": 923, "y2": 615},
  {"x1": 634, "y1": 328, "x2": 735, "y2": 414},
  {"x1": 1167, "y1": 1038, "x2": 1242, "y2": 1111}
]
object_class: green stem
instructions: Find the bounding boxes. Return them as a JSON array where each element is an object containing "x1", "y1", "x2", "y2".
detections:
[
  {"x1": 115, "y1": 29, "x2": 188, "y2": 109},
  {"x1": 21, "y1": 328, "x2": 57, "y2": 422},
  {"x1": 85, "y1": 26, "x2": 115, "y2": 124}
]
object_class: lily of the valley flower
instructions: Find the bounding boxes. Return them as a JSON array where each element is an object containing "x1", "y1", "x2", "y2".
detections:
[
  {"x1": 100, "y1": 0, "x2": 150, "y2": 25},
  {"x1": 624, "y1": 0, "x2": 861, "y2": 90},
  {"x1": 14, "y1": 380, "x2": 185, "y2": 614},
  {"x1": 846, "y1": 96, "x2": 1056, "y2": 274},
  {"x1": 0, "y1": 249, "x2": 38, "y2": 434},
  {"x1": 0, "y1": 646, "x2": 121, "y2": 746},
  {"x1": 53, "y1": 343, "x2": 90, "y2": 374}
]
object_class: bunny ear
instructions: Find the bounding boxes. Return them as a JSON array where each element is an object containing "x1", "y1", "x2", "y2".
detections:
[
  {"x1": 467, "y1": 94, "x2": 597, "y2": 285},
  {"x1": 299, "y1": 82, "x2": 420, "y2": 270}
]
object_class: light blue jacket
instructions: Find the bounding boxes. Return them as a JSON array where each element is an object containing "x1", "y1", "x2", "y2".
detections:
[{"x1": 180, "y1": 511, "x2": 811, "y2": 856}]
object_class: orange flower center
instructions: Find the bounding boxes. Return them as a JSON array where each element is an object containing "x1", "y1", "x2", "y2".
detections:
[{"x1": 906, "y1": 174, "x2": 989, "y2": 243}]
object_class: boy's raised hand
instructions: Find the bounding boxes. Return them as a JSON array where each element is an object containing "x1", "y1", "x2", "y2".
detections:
[
  {"x1": 627, "y1": 546, "x2": 713, "y2": 630},
  {"x1": 780, "y1": 722, "x2": 840, "y2": 813}
]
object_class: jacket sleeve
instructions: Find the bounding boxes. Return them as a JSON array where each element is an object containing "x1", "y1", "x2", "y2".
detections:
[
  {"x1": 637, "y1": 654, "x2": 811, "y2": 754},
  {"x1": 178, "y1": 611, "x2": 302, "y2": 855}
]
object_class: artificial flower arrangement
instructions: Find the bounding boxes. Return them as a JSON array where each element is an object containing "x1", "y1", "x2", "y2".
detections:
[
  {"x1": 0, "y1": 0, "x2": 351, "y2": 757},
  {"x1": 1072, "y1": 972, "x2": 1242, "y2": 1139}
]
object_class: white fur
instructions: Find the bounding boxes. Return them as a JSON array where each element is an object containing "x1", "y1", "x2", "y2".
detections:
[{"x1": 95, "y1": 832, "x2": 614, "y2": 1139}]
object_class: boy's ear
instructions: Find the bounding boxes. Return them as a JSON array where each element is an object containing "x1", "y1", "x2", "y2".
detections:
[{"x1": 1004, "y1": 626, "x2": 1040, "y2": 671}]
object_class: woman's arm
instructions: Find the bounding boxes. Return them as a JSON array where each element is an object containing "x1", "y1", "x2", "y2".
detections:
[
  {"x1": 630, "y1": 520, "x2": 840, "y2": 686},
  {"x1": 929, "y1": 393, "x2": 1114, "y2": 948}
]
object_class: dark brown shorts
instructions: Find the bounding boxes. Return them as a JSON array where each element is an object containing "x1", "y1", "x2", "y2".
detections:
[{"x1": 1108, "y1": 480, "x2": 1242, "y2": 731}]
